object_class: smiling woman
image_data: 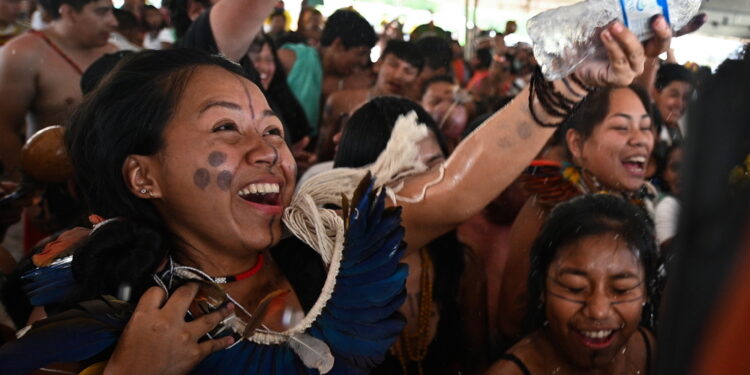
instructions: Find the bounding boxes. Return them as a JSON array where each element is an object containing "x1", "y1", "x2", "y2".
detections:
[
  {"x1": 0, "y1": 16, "x2": 670, "y2": 374},
  {"x1": 0, "y1": 48, "x2": 408, "y2": 375},
  {"x1": 496, "y1": 85, "x2": 658, "y2": 345},
  {"x1": 487, "y1": 194, "x2": 658, "y2": 375}
]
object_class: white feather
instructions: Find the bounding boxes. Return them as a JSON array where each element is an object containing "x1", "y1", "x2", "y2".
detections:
[{"x1": 288, "y1": 332, "x2": 334, "y2": 374}]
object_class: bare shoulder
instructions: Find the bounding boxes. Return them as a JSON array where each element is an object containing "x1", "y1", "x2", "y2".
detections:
[
  {"x1": 626, "y1": 326, "x2": 656, "y2": 367},
  {"x1": 487, "y1": 332, "x2": 546, "y2": 375},
  {"x1": 0, "y1": 32, "x2": 45, "y2": 68},
  {"x1": 485, "y1": 359, "x2": 526, "y2": 375}
]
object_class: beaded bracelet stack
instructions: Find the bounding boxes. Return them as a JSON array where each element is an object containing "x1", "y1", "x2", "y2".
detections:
[{"x1": 528, "y1": 66, "x2": 593, "y2": 128}]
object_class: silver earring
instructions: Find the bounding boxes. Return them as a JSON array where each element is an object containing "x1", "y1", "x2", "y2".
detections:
[{"x1": 140, "y1": 188, "x2": 148, "y2": 194}]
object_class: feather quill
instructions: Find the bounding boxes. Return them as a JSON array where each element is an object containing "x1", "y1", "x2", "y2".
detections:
[
  {"x1": 288, "y1": 332, "x2": 334, "y2": 374},
  {"x1": 242, "y1": 289, "x2": 288, "y2": 339}
]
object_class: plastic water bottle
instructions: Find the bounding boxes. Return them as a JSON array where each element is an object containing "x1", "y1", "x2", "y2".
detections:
[{"x1": 527, "y1": 0, "x2": 702, "y2": 80}]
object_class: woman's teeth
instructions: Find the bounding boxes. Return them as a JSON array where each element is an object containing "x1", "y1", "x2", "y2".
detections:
[
  {"x1": 623, "y1": 156, "x2": 646, "y2": 172},
  {"x1": 624, "y1": 156, "x2": 646, "y2": 164},
  {"x1": 239, "y1": 183, "x2": 280, "y2": 196},
  {"x1": 581, "y1": 330, "x2": 613, "y2": 339}
]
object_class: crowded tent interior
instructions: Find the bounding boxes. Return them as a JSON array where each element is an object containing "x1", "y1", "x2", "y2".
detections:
[{"x1": 0, "y1": 0, "x2": 748, "y2": 373}]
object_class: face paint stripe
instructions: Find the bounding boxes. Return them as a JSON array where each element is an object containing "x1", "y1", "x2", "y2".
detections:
[
  {"x1": 548, "y1": 291, "x2": 586, "y2": 305},
  {"x1": 236, "y1": 76, "x2": 256, "y2": 120},
  {"x1": 547, "y1": 291, "x2": 645, "y2": 305}
]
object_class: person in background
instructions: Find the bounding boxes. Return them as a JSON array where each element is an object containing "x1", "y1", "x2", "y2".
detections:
[
  {"x1": 487, "y1": 195, "x2": 659, "y2": 375},
  {"x1": 497, "y1": 84, "x2": 658, "y2": 347},
  {"x1": 110, "y1": 8, "x2": 142, "y2": 51},
  {"x1": 266, "y1": 8, "x2": 287, "y2": 45},
  {"x1": 450, "y1": 39, "x2": 470, "y2": 86},
  {"x1": 467, "y1": 47, "x2": 492, "y2": 92},
  {"x1": 278, "y1": 8, "x2": 377, "y2": 136},
  {"x1": 469, "y1": 47, "x2": 517, "y2": 112},
  {"x1": 0, "y1": 0, "x2": 26, "y2": 47},
  {"x1": 654, "y1": 143, "x2": 683, "y2": 248},
  {"x1": 334, "y1": 97, "x2": 489, "y2": 375},
  {"x1": 651, "y1": 63, "x2": 694, "y2": 148},
  {"x1": 247, "y1": 33, "x2": 313, "y2": 171},
  {"x1": 372, "y1": 19, "x2": 403, "y2": 61},
  {"x1": 167, "y1": 0, "x2": 210, "y2": 42},
  {"x1": 316, "y1": 39, "x2": 423, "y2": 162},
  {"x1": 420, "y1": 75, "x2": 474, "y2": 152},
  {"x1": 456, "y1": 113, "x2": 528, "y2": 357},
  {"x1": 120, "y1": 0, "x2": 143, "y2": 21},
  {"x1": 293, "y1": 7, "x2": 323, "y2": 47},
  {"x1": 0, "y1": 0, "x2": 118, "y2": 179},
  {"x1": 142, "y1": 5, "x2": 173, "y2": 50},
  {"x1": 406, "y1": 36, "x2": 452, "y2": 101}
]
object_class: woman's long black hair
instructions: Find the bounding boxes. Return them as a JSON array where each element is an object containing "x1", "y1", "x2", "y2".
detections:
[{"x1": 65, "y1": 48, "x2": 246, "y2": 302}]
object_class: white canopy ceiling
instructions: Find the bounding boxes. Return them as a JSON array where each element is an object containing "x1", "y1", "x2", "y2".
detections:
[
  {"x1": 699, "y1": 0, "x2": 750, "y2": 38},
  {"x1": 487, "y1": 0, "x2": 750, "y2": 38}
]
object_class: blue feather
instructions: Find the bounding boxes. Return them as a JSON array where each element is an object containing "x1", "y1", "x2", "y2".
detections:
[
  {"x1": 0, "y1": 297, "x2": 129, "y2": 375},
  {"x1": 22, "y1": 259, "x2": 75, "y2": 306},
  {"x1": 1, "y1": 178, "x2": 407, "y2": 375}
]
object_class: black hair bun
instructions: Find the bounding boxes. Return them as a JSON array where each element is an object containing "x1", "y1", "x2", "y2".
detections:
[{"x1": 70, "y1": 219, "x2": 167, "y2": 303}]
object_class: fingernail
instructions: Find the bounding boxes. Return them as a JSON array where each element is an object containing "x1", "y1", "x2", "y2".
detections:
[
  {"x1": 612, "y1": 22, "x2": 624, "y2": 33},
  {"x1": 601, "y1": 30, "x2": 613, "y2": 42},
  {"x1": 225, "y1": 337, "x2": 235, "y2": 346}
]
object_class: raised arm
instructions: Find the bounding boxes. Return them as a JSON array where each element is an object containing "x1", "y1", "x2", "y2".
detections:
[
  {"x1": 396, "y1": 19, "x2": 672, "y2": 253},
  {"x1": 0, "y1": 37, "x2": 39, "y2": 180},
  {"x1": 210, "y1": 0, "x2": 276, "y2": 62}
]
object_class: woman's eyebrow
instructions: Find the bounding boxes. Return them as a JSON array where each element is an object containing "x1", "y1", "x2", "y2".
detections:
[
  {"x1": 261, "y1": 109, "x2": 279, "y2": 119},
  {"x1": 610, "y1": 272, "x2": 641, "y2": 280},
  {"x1": 557, "y1": 267, "x2": 587, "y2": 277},
  {"x1": 199, "y1": 100, "x2": 242, "y2": 115}
]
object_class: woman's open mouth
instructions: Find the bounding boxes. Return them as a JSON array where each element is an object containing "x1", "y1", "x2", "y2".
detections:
[
  {"x1": 238, "y1": 183, "x2": 282, "y2": 214},
  {"x1": 622, "y1": 155, "x2": 647, "y2": 177},
  {"x1": 575, "y1": 329, "x2": 617, "y2": 350}
]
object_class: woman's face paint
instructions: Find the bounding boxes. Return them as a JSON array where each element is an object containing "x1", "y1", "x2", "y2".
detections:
[
  {"x1": 193, "y1": 168, "x2": 210, "y2": 190},
  {"x1": 208, "y1": 151, "x2": 227, "y2": 167},
  {"x1": 149, "y1": 66, "x2": 297, "y2": 258},
  {"x1": 543, "y1": 233, "x2": 645, "y2": 369},
  {"x1": 217, "y1": 170, "x2": 233, "y2": 191}
]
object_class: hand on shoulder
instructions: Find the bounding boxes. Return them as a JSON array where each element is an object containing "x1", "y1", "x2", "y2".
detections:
[{"x1": 104, "y1": 284, "x2": 235, "y2": 375}]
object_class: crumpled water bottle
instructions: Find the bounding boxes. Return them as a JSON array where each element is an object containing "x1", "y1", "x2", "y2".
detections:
[{"x1": 528, "y1": 0, "x2": 702, "y2": 80}]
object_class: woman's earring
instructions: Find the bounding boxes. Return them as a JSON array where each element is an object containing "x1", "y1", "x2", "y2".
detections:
[{"x1": 140, "y1": 188, "x2": 148, "y2": 194}]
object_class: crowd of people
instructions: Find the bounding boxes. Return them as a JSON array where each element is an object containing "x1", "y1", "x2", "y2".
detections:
[{"x1": 0, "y1": 0, "x2": 747, "y2": 373}]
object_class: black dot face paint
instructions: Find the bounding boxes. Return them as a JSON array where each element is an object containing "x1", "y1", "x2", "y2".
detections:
[
  {"x1": 208, "y1": 151, "x2": 227, "y2": 167},
  {"x1": 193, "y1": 168, "x2": 210, "y2": 190},
  {"x1": 217, "y1": 170, "x2": 233, "y2": 191}
]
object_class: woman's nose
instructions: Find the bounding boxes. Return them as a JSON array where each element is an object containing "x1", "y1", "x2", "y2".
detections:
[{"x1": 245, "y1": 136, "x2": 278, "y2": 167}]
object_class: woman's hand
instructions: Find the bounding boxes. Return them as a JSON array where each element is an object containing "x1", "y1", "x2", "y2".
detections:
[
  {"x1": 575, "y1": 16, "x2": 673, "y2": 88},
  {"x1": 104, "y1": 284, "x2": 236, "y2": 375}
]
